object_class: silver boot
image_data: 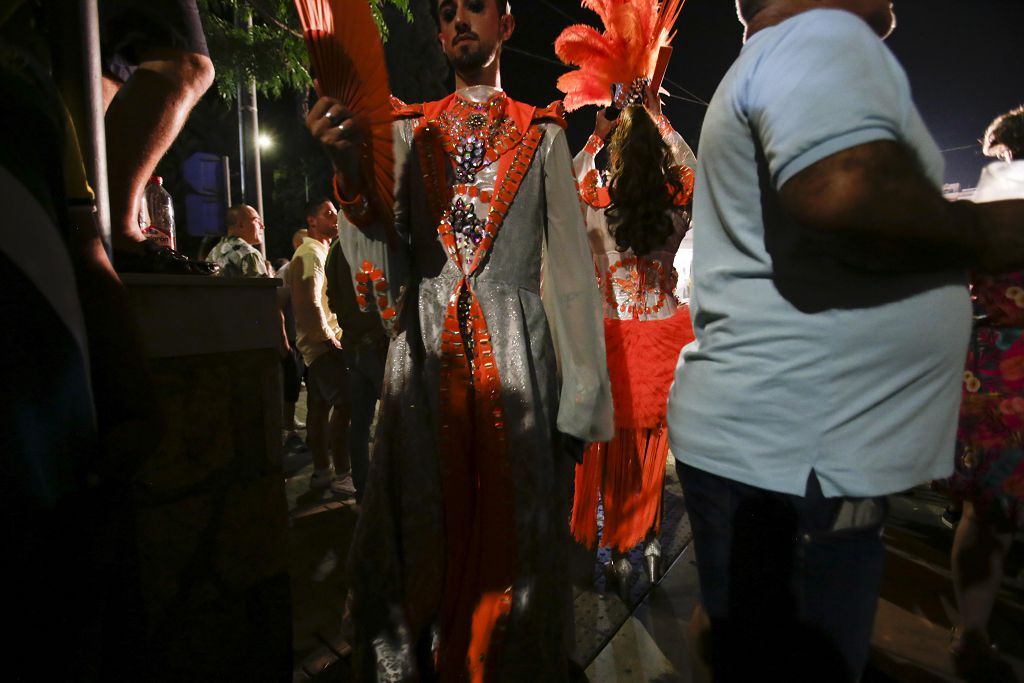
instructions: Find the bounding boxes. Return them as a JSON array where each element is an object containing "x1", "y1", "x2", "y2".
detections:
[
  {"x1": 604, "y1": 556, "x2": 633, "y2": 601},
  {"x1": 643, "y1": 537, "x2": 662, "y2": 584}
]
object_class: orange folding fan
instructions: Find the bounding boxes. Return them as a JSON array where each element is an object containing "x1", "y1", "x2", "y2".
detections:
[
  {"x1": 294, "y1": 0, "x2": 395, "y2": 226},
  {"x1": 555, "y1": 0, "x2": 685, "y2": 112}
]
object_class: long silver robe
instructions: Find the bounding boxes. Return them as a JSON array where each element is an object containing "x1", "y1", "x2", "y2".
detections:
[{"x1": 337, "y1": 86, "x2": 614, "y2": 681}]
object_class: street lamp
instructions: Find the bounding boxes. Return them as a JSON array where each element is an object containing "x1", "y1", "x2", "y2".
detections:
[{"x1": 259, "y1": 133, "x2": 274, "y2": 151}]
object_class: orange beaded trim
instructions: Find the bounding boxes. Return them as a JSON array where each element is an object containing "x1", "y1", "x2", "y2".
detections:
[
  {"x1": 584, "y1": 134, "x2": 604, "y2": 156},
  {"x1": 579, "y1": 169, "x2": 611, "y2": 209},
  {"x1": 354, "y1": 260, "x2": 397, "y2": 323},
  {"x1": 466, "y1": 127, "x2": 543, "y2": 274},
  {"x1": 453, "y1": 184, "x2": 493, "y2": 204},
  {"x1": 414, "y1": 123, "x2": 454, "y2": 232}
]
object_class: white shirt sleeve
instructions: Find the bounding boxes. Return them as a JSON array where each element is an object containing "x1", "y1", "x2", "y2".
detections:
[
  {"x1": 664, "y1": 128, "x2": 697, "y2": 171},
  {"x1": 541, "y1": 126, "x2": 615, "y2": 442},
  {"x1": 972, "y1": 160, "x2": 1024, "y2": 203},
  {"x1": 573, "y1": 145, "x2": 597, "y2": 182}
]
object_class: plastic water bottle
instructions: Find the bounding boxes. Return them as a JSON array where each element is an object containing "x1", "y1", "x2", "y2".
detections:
[{"x1": 140, "y1": 176, "x2": 177, "y2": 250}]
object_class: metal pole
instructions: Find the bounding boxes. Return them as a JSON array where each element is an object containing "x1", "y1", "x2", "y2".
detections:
[
  {"x1": 222, "y1": 155, "x2": 232, "y2": 207},
  {"x1": 79, "y1": 0, "x2": 111, "y2": 257},
  {"x1": 245, "y1": 12, "x2": 266, "y2": 259},
  {"x1": 234, "y1": 7, "x2": 246, "y2": 206},
  {"x1": 249, "y1": 79, "x2": 264, "y2": 220},
  {"x1": 236, "y1": 83, "x2": 246, "y2": 204}
]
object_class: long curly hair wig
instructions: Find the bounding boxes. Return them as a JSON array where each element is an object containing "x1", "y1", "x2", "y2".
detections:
[
  {"x1": 984, "y1": 105, "x2": 1024, "y2": 161},
  {"x1": 605, "y1": 105, "x2": 686, "y2": 256}
]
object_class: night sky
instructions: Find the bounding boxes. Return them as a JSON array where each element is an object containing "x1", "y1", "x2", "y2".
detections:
[{"x1": 500, "y1": 0, "x2": 1024, "y2": 189}]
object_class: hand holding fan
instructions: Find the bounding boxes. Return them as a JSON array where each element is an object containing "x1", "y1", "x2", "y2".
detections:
[{"x1": 294, "y1": 0, "x2": 395, "y2": 226}]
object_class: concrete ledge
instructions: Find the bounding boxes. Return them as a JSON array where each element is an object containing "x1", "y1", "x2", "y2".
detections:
[{"x1": 121, "y1": 273, "x2": 281, "y2": 358}]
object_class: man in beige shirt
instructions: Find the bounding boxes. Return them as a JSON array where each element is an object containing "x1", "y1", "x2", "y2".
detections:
[{"x1": 289, "y1": 198, "x2": 353, "y2": 497}]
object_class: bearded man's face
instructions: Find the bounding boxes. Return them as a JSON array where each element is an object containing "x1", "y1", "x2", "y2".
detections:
[{"x1": 436, "y1": 0, "x2": 512, "y2": 74}]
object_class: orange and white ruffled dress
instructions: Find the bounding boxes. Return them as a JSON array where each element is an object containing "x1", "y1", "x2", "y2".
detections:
[{"x1": 570, "y1": 123, "x2": 696, "y2": 552}]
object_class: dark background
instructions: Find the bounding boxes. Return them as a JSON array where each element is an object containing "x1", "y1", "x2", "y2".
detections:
[
  {"x1": 163, "y1": 0, "x2": 1023, "y2": 262},
  {"x1": 503, "y1": 0, "x2": 1024, "y2": 188}
]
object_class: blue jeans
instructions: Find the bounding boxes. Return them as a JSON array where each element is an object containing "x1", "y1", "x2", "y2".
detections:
[
  {"x1": 344, "y1": 340, "x2": 386, "y2": 502},
  {"x1": 678, "y1": 462, "x2": 888, "y2": 682}
]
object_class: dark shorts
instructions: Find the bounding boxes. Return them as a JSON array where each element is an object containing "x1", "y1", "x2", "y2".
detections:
[
  {"x1": 306, "y1": 348, "x2": 349, "y2": 407},
  {"x1": 101, "y1": 0, "x2": 209, "y2": 83},
  {"x1": 280, "y1": 346, "x2": 303, "y2": 404},
  {"x1": 678, "y1": 462, "x2": 888, "y2": 682}
]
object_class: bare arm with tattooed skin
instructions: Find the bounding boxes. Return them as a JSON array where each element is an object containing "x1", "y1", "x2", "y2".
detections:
[
  {"x1": 730, "y1": 0, "x2": 1024, "y2": 276},
  {"x1": 781, "y1": 140, "x2": 1024, "y2": 274}
]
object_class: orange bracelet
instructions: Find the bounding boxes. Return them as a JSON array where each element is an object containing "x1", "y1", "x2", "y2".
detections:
[{"x1": 333, "y1": 175, "x2": 373, "y2": 226}]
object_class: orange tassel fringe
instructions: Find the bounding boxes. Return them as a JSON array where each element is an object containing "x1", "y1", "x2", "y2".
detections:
[
  {"x1": 571, "y1": 306, "x2": 694, "y2": 551},
  {"x1": 572, "y1": 427, "x2": 671, "y2": 552}
]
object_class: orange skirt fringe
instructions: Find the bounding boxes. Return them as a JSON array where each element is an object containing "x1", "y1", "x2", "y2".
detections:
[{"x1": 571, "y1": 307, "x2": 694, "y2": 552}]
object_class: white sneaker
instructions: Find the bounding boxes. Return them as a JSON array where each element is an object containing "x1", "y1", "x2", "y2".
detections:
[
  {"x1": 310, "y1": 467, "x2": 335, "y2": 490},
  {"x1": 331, "y1": 473, "x2": 357, "y2": 499}
]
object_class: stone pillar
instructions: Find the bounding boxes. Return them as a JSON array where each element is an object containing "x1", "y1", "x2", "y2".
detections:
[{"x1": 120, "y1": 274, "x2": 292, "y2": 681}]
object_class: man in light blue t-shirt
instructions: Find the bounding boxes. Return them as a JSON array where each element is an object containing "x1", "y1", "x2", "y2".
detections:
[{"x1": 667, "y1": 1, "x2": 1024, "y2": 680}]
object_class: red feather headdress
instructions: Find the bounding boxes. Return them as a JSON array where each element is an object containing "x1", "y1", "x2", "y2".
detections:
[{"x1": 555, "y1": 0, "x2": 685, "y2": 112}]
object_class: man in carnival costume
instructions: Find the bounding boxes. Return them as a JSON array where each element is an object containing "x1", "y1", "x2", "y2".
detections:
[{"x1": 306, "y1": 0, "x2": 613, "y2": 680}]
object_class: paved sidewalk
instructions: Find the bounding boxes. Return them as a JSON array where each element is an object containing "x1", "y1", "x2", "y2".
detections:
[
  {"x1": 867, "y1": 489, "x2": 1023, "y2": 682},
  {"x1": 281, "y1": 388, "x2": 1024, "y2": 682},
  {"x1": 571, "y1": 456, "x2": 695, "y2": 667},
  {"x1": 583, "y1": 487, "x2": 1024, "y2": 682},
  {"x1": 282, "y1": 389, "x2": 695, "y2": 682},
  {"x1": 585, "y1": 544, "x2": 702, "y2": 682},
  {"x1": 283, "y1": 391, "x2": 358, "y2": 682}
]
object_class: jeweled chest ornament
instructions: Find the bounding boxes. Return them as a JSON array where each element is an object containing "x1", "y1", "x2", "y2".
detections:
[
  {"x1": 454, "y1": 136, "x2": 487, "y2": 183},
  {"x1": 437, "y1": 94, "x2": 520, "y2": 184},
  {"x1": 446, "y1": 196, "x2": 487, "y2": 263}
]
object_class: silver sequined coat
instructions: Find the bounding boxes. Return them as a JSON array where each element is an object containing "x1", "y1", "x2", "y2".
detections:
[{"x1": 336, "y1": 86, "x2": 614, "y2": 681}]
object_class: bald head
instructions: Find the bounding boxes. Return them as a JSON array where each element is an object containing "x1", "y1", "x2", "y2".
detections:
[
  {"x1": 226, "y1": 204, "x2": 264, "y2": 245},
  {"x1": 735, "y1": 0, "x2": 895, "y2": 39},
  {"x1": 736, "y1": 0, "x2": 768, "y2": 24}
]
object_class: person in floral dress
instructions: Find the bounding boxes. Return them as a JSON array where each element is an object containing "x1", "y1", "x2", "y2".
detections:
[{"x1": 947, "y1": 105, "x2": 1024, "y2": 675}]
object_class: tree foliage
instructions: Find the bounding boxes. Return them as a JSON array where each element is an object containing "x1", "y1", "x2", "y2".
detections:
[{"x1": 198, "y1": 0, "x2": 412, "y2": 101}]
